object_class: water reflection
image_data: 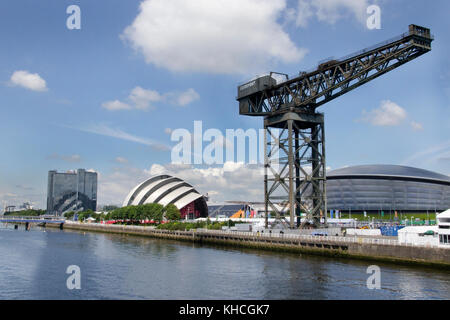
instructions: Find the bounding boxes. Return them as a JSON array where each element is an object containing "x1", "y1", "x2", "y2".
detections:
[{"x1": 0, "y1": 226, "x2": 449, "y2": 300}]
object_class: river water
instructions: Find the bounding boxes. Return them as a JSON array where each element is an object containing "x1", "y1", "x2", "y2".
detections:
[{"x1": 0, "y1": 224, "x2": 449, "y2": 300}]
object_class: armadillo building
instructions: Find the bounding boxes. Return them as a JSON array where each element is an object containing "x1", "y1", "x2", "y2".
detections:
[
  {"x1": 123, "y1": 175, "x2": 208, "y2": 219},
  {"x1": 326, "y1": 165, "x2": 450, "y2": 213},
  {"x1": 47, "y1": 169, "x2": 98, "y2": 215}
]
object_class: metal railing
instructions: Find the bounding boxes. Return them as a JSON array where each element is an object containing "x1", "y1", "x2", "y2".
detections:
[
  {"x1": 0, "y1": 216, "x2": 65, "y2": 221},
  {"x1": 65, "y1": 221, "x2": 444, "y2": 249},
  {"x1": 267, "y1": 28, "x2": 434, "y2": 86}
]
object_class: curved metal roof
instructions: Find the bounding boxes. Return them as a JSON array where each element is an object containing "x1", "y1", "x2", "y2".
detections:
[
  {"x1": 328, "y1": 165, "x2": 450, "y2": 184},
  {"x1": 123, "y1": 175, "x2": 206, "y2": 210}
]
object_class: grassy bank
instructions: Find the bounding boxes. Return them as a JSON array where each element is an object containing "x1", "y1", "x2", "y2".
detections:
[{"x1": 332, "y1": 212, "x2": 438, "y2": 223}]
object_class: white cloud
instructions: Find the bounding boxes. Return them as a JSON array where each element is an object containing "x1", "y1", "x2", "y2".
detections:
[
  {"x1": 96, "y1": 162, "x2": 264, "y2": 205},
  {"x1": 296, "y1": 0, "x2": 371, "y2": 27},
  {"x1": 102, "y1": 100, "x2": 132, "y2": 111},
  {"x1": 145, "y1": 162, "x2": 265, "y2": 203},
  {"x1": 0, "y1": 189, "x2": 45, "y2": 211},
  {"x1": 410, "y1": 121, "x2": 424, "y2": 131},
  {"x1": 97, "y1": 161, "x2": 335, "y2": 207},
  {"x1": 15, "y1": 185, "x2": 34, "y2": 191},
  {"x1": 167, "y1": 88, "x2": 200, "y2": 107},
  {"x1": 359, "y1": 100, "x2": 426, "y2": 132},
  {"x1": 121, "y1": 0, "x2": 306, "y2": 74},
  {"x1": 115, "y1": 157, "x2": 129, "y2": 164},
  {"x1": 102, "y1": 87, "x2": 199, "y2": 111},
  {"x1": 223, "y1": 161, "x2": 245, "y2": 173},
  {"x1": 402, "y1": 140, "x2": 450, "y2": 167},
  {"x1": 98, "y1": 167, "x2": 150, "y2": 206},
  {"x1": 144, "y1": 162, "x2": 332, "y2": 203},
  {"x1": 47, "y1": 153, "x2": 82, "y2": 163},
  {"x1": 9, "y1": 70, "x2": 48, "y2": 92},
  {"x1": 129, "y1": 86, "x2": 162, "y2": 110},
  {"x1": 295, "y1": 0, "x2": 314, "y2": 27},
  {"x1": 72, "y1": 123, "x2": 170, "y2": 151},
  {"x1": 360, "y1": 100, "x2": 407, "y2": 126}
]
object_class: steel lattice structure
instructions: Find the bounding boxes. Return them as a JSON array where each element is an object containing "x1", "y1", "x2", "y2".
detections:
[{"x1": 237, "y1": 25, "x2": 433, "y2": 229}]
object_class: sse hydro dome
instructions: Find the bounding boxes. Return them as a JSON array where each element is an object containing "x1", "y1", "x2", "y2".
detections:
[
  {"x1": 325, "y1": 165, "x2": 450, "y2": 213},
  {"x1": 123, "y1": 175, "x2": 208, "y2": 219}
]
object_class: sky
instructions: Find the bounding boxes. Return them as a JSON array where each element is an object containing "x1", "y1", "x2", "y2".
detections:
[{"x1": 0, "y1": 0, "x2": 449, "y2": 210}]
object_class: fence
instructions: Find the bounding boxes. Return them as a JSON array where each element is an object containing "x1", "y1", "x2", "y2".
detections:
[
  {"x1": 0, "y1": 216, "x2": 65, "y2": 222},
  {"x1": 65, "y1": 221, "x2": 443, "y2": 249}
]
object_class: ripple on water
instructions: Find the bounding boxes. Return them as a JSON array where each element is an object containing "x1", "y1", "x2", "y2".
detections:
[{"x1": 0, "y1": 227, "x2": 449, "y2": 300}]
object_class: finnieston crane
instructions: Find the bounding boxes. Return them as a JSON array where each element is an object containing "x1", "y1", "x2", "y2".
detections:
[{"x1": 236, "y1": 25, "x2": 434, "y2": 229}]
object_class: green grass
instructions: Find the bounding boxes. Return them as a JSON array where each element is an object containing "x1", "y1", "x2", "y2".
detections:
[{"x1": 335, "y1": 212, "x2": 438, "y2": 222}]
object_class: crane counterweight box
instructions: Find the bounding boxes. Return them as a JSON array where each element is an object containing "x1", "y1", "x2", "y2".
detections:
[
  {"x1": 237, "y1": 75, "x2": 277, "y2": 100},
  {"x1": 238, "y1": 75, "x2": 277, "y2": 115}
]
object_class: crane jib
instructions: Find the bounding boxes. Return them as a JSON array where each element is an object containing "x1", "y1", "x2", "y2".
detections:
[
  {"x1": 237, "y1": 24, "x2": 433, "y2": 116},
  {"x1": 236, "y1": 24, "x2": 434, "y2": 229}
]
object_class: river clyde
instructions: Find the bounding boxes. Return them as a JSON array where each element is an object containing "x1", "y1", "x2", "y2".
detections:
[{"x1": 0, "y1": 224, "x2": 449, "y2": 300}]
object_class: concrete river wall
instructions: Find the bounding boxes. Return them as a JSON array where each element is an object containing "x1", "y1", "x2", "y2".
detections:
[{"x1": 55, "y1": 222, "x2": 450, "y2": 269}]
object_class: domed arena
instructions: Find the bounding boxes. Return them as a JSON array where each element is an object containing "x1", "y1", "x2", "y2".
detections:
[
  {"x1": 326, "y1": 165, "x2": 450, "y2": 213},
  {"x1": 123, "y1": 175, "x2": 208, "y2": 219}
]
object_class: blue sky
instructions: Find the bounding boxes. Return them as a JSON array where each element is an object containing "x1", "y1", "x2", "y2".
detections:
[{"x1": 0, "y1": 0, "x2": 449, "y2": 209}]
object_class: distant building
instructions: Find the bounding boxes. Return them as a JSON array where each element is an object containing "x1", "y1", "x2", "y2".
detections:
[
  {"x1": 208, "y1": 204, "x2": 250, "y2": 218},
  {"x1": 47, "y1": 169, "x2": 98, "y2": 216},
  {"x1": 4, "y1": 202, "x2": 33, "y2": 213},
  {"x1": 325, "y1": 165, "x2": 450, "y2": 214},
  {"x1": 5, "y1": 206, "x2": 17, "y2": 214},
  {"x1": 207, "y1": 204, "x2": 285, "y2": 219},
  {"x1": 437, "y1": 209, "x2": 450, "y2": 248},
  {"x1": 123, "y1": 175, "x2": 208, "y2": 219},
  {"x1": 18, "y1": 202, "x2": 33, "y2": 210},
  {"x1": 398, "y1": 226, "x2": 439, "y2": 246}
]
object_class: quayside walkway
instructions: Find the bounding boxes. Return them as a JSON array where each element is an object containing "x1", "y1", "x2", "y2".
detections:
[
  {"x1": 0, "y1": 216, "x2": 65, "y2": 230},
  {"x1": 0, "y1": 216, "x2": 65, "y2": 224},
  {"x1": 56, "y1": 221, "x2": 450, "y2": 268}
]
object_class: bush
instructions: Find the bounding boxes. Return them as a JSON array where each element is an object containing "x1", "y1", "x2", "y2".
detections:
[
  {"x1": 4, "y1": 209, "x2": 46, "y2": 217},
  {"x1": 157, "y1": 221, "x2": 228, "y2": 231}
]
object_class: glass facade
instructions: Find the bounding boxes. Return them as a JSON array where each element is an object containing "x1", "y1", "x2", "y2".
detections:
[{"x1": 47, "y1": 169, "x2": 98, "y2": 215}]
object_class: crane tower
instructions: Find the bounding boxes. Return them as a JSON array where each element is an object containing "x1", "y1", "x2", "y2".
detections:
[{"x1": 236, "y1": 25, "x2": 433, "y2": 229}]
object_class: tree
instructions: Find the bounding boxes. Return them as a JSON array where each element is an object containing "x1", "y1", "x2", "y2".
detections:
[
  {"x1": 106, "y1": 204, "x2": 168, "y2": 225},
  {"x1": 142, "y1": 203, "x2": 164, "y2": 223},
  {"x1": 77, "y1": 209, "x2": 95, "y2": 222},
  {"x1": 127, "y1": 206, "x2": 138, "y2": 224},
  {"x1": 5, "y1": 209, "x2": 45, "y2": 217},
  {"x1": 64, "y1": 211, "x2": 75, "y2": 220},
  {"x1": 103, "y1": 205, "x2": 119, "y2": 212},
  {"x1": 165, "y1": 204, "x2": 181, "y2": 221}
]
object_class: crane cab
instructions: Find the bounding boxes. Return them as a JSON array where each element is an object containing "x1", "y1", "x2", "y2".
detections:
[{"x1": 237, "y1": 75, "x2": 277, "y2": 115}]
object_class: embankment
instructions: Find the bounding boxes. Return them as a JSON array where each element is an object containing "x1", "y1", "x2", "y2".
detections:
[{"x1": 50, "y1": 222, "x2": 450, "y2": 269}]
